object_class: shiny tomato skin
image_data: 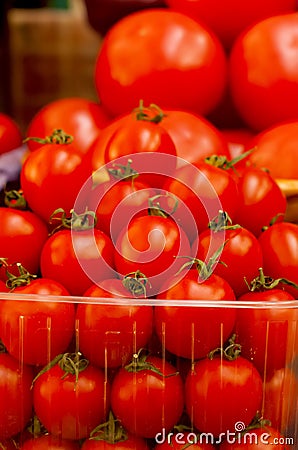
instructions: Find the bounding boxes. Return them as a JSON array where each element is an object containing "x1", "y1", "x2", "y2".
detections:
[
  {"x1": 40, "y1": 228, "x2": 115, "y2": 296},
  {"x1": 20, "y1": 435, "x2": 81, "y2": 450},
  {"x1": 166, "y1": 0, "x2": 296, "y2": 50},
  {"x1": 185, "y1": 356, "x2": 263, "y2": 437},
  {"x1": 95, "y1": 10, "x2": 227, "y2": 118},
  {"x1": 81, "y1": 434, "x2": 149, "y2": 450},
  {"x1": 158, "y1": 109, "x2": 230, "y2": 167},
  {"x1": 229, "y1": 13, "x2": 298, "y2": 132},
  {"x1": 258, "y1": 222, "x2": 298, "y2": 298},
  {"x1": 0, "y1": 278, "x2": 75, "y2": 366},
  {"x1": 193, "y1": 225, "x2": 263, "y2": 297},
  {"x1": 246, "y1": 121, "x2": 298, "y2": 179},
  {"x1": 155, "y1": 271, "x2": 236, "y2": 359},
  {"x1": 110, "y1": 355, "x2": 184, "y2": 438},
  {"x1": 0, "y1": 353, "x2": 34, "y2": 440},
  {"x1": 235, "y1": 289, "x2": 297, "y2": 376},
  {"x1": 20, "y1": 142, "x2": 92, "y2": 223},
  {"x1": 25, "y1": 97, "x2": 111, "y2": 154},
  {"x1": 0, "y1": 207, "x2": 48, "y2": 279},
  {"x1": 0, "y1": 113, "x2": 23, "y2": 155},
  {"x1": 76, "y1": 281, "x2": 153, "y2": 368},
  {"x1": 114, "y1": 215, "x2": 191, "y2": 296},
  {"x1": 33, "y1": 362, "x2": 109, "y2": 441},
  {"x1": 234, "y1": 167, "x2": 287, "y2": 236}
]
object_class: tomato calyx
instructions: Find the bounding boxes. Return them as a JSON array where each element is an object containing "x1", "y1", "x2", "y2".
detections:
[
  {"x1": 133, "y1": 100, "x2": 166, "y2": 124},
  {"x1": 108, "y1": 158, "x2": 139, "y2": 181},
  {"x1": 49, "y1": 207, "x2": 97, "y2": 233},
  {"x1": 208, "y1": 210, "x2": 241, "y2": 232},
  {"x1": 5, "y1": 263, "x2": 37, "y2": 290},
  {"x1": 148, "y1": 193, "x2": 178, "y2": 218},
  {"x1": 90, "y1": 411, "x2": 128, "y2": 443},
  {"x1": 208, "y1": 334, "x2": 242, "y2": 361},
  {"x1": 125, "y1": 348, "x2": 178, "y2": 377},
  {"x1": 205, "y1": 147, "x2": 255, "y2": 173},
  {"x1": 4, "y1": 189, "x2": 27, "y2": 210},
  {"x1": 32, "y1": 352, "x2": 89, "y2": 389},
  {"x1": 122, "y1": 270, "x2": 151, "y2": 298},
  {"x1": 246, "y1": 267, "x2": 298, "y2": 292},
  {"x1": 23, "y1": 128, "x2": 74, "y2": 145}
]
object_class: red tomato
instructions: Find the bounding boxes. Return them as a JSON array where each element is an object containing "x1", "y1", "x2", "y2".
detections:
[
  {"x1": 235, "y1": 288, "x2": 297, "y2": 376},
  {"x1": 0, "y1": 353, "x2": 33, "y2": 440},
  {"x1": 0, "y1": 207, "x2": 48, "y2": 280},
  {"x1": 76, "y1": 280, "x2": 153, "y2": 368},
  {"x1": 95, "y1": 10, "x2": 227, "y2": 117},
  {"x1": 81, "y1": 436, "x2": 148, "y2": 450},
  {"x1": 155, "y1": 270, "x2": 236, "y2": 359},
  {"x1": 114, "y1": 214, "x2": 191, "y2": 296},
  {"x1": 20, "y1": 141, "x2": 92, "y2": 223},
  {"x1": 233, "y1": 167, "x2": 287, "y2": 236},
  {"x1": 40, "y1": 228, "x2": 115, "y2": 296},
  {"x1": 185, "y1": 355, "x2": 263, "y2": 437},
  {"x1": 0, "y1": 113, "x2": 23, "y2": 155},
  {"x1": 161, "y1": 109, "x2": 230, "y2": 167},
  {"x1": 110, "y1": 353, "x2": 184, "y2": 438},
  {"x1": 219, "y1": 426, "x2": 292, "y2": 448},
  {"x1": 25, "y1": 97, "x2": 111, "y2": 154},
  {"x1": 88, "y1": 177, "x2": 156, "y2": 240},
  {"x1": 20, "y1": 435, "x2": 81, "y2": 450},
  {"x1": 0, "y1": 278, "x2": 75, "y2": 366},
  {"x1": 166, "y1": 0, "x2": 296, "y2": 49},
  {"x1": 263, "y1": 367, "x2": 298, "y2": 433},
  {"x1": 258, "y1": 222, "x2": 298, "y2": 298},
  {"x1": 162, "y1": 161, "x2": 239, "y2": 240},
  {"x1": 229, "y1": 13, "x2": 298, "y2": 132},
  {"x1": 33, "y1": 353, "x2": 109, "y2": 440},
  {"x1": 246, "y1": 121, "x2": 298, "y2": 179},
  {"x1": 193, "y1": 215, "x2": 263, "y2": 297},
  {"x1": 221, "y1": 128, "x2": 255, "y2": 160}
]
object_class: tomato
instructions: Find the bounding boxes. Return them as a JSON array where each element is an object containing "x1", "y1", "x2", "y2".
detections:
[
  {"x1": 76, "y1": 280, "x2": 153, "y2": 368},
  {"x1": 233, "y1": 167, "x2": 287, "y2": 237},
  {"x1": 0, "y1": 278, "x2": 75, "y2": 366},
  {"x1": 193, "y1": 212, "x2": 263, "y2": 297},
  {"x1": 33, "y1": 353, "x2": 109, "y2": 440},
  {"x1": 166, "y1": 0, "x2": 296, "y2": 49},
  {"x1": 185, "y1": 355, "x2": 263, "y2": 437},
  {"x1": 221, "y1": 128, "x2": 255, "y2": 160},
  {"x1": 155, "y1": 269, "x2": 236, "y2": 359},
  {"x1": 263, "y1": 367, "x2": 298, "y2": 433},
  {"x1": 40, "y1": 227, "x2": 115, "y2": 296},
  {"x1": 229, "y1": 13, "x2": 298, "y2": 132},
  {"x1": 25, "y1": 97, "x2": 111, "y2": 154},
  {"x1": 110, "y1": 352, "x2": 184, "y2": 438},
  {"x1": 235, "y1": 287, "x2": 297, "y2": 376},
  {"x1": 246, "y1": 121, "x2": 298, "y2": 179},
  {"x1": 258, "y1": 222, "x2": 298, "y2": 298},
  {"x1": 0, "y1": 207, "x2": 48, "y2": 280},
  {"x1": 218, "y1": 425, "x2": 292, "y2": 448},
  {"x1": 0, "y1": 352, "x2": 34, "y2": 440},
  {"x1": 162, "y1": 161, "x2": 239, "y2": 240},
  {"x1": 0, "y1": 113, "x2": 23, "y2": 155},
  {"x1": 160, "y1": 109, "x2": 230, "y2": 167},
  {"x1": 88, "y1": 176, "x2": 156, "y2": 240},
  {"x1": 20, "y1": 435, "x2": 80, "y2": 450},
  {"x1": 95, "y1": 10, "x2": 227, "y2": 117},
  {"x1": 114, "y1": 214, "x2": 191, "y2": 296},
  {"x1": 20, "y1": 140, "x2": 92, "y2": 223}
]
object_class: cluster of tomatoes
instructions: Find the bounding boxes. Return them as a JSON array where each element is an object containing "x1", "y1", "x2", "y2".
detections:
[{"x1": 0, "y1": 1, "x2": 298, "y2": 449}]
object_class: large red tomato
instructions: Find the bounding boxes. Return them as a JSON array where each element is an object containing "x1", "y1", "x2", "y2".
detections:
[
  {"x1": 166, "y1": 0, "x2": 297, "y2": 49},
  {"x1": 95, "y1": 10, "x2": 227, "y2": 117},
  {"x1": 0, "y1": 113, "x2": 23, "y2": 155},
  {"x1": 229, "y1": 13, "x2": 298, "y2": 131},
  {"x1": 245, "y1": 121, "x2": 298, "y2": 179},
  {"x1": 25, "y1": 97, "x2": 111, "y2": 154}
]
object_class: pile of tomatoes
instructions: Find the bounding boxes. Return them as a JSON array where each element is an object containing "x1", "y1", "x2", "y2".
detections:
[{"x1": 0, "y1": 1, "x2": 298, "y2": 449}]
